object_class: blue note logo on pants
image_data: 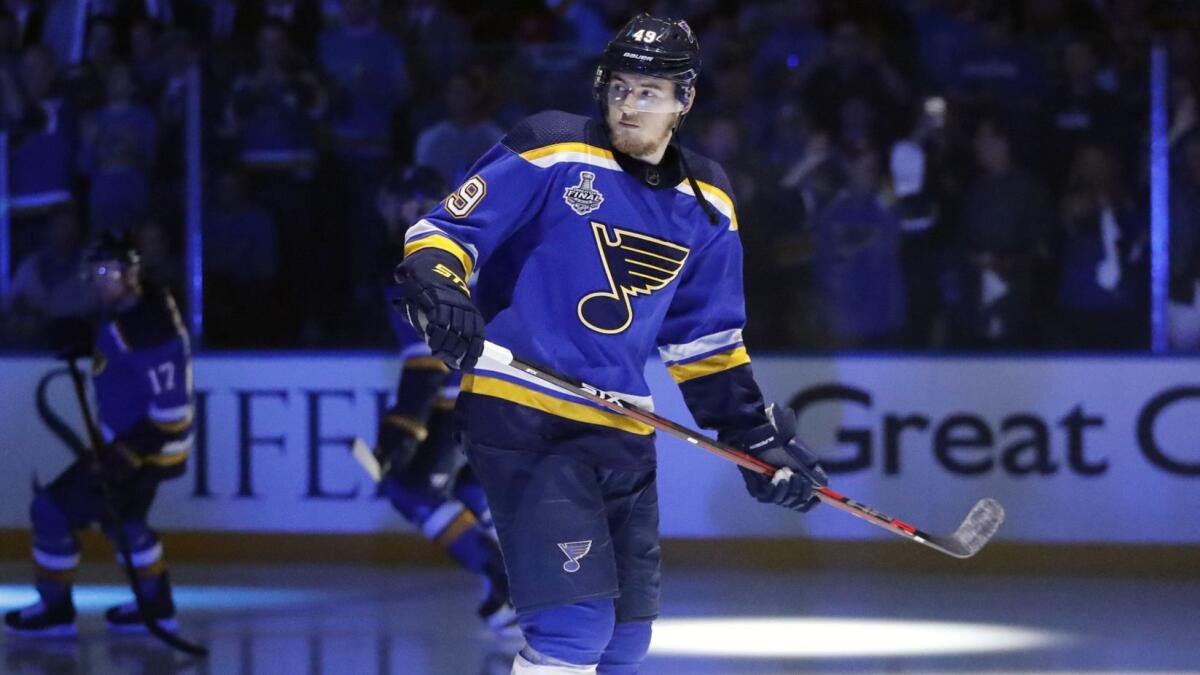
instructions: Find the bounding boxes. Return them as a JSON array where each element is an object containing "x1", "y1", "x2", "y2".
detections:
[{"x1": 557, "y1": 540, "x2": 592, "y2": 573}]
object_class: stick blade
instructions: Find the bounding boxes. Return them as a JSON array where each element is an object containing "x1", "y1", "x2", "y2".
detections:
[
  {"x1": 928, "y1": 498, "x2": 1006, "y2": 559},
  {"x1": 351, "y1": 438, "x2": 382, "y2": 482}
]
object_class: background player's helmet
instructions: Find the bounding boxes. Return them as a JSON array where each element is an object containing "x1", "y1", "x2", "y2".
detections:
[
  {"x1": 593, "y1": 13, "x2": 701, "y2": 110},
  {"x1": 378, "y1": 165, "x2": 449, "y2": 231},
  {"x1": 84, "y1": 230, "x2": 141, "y2": 269},
  {"x1": 379, "y1": 165, "x2": 448, "y2": 206}
]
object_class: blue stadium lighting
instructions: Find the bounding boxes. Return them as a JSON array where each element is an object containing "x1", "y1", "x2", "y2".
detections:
[
  {"x1": 1149, "y1": 43, "x2": 1170, "y2": 353},
  {"x1": 649, "y1": 617, "x2": 1069, "y2": 658},
  {"x1": 0, "y1": 585, "x2": 326, "y2": 612}
]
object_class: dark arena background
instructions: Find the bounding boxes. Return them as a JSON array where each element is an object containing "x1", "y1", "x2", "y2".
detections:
[{"x1": 2, "y1": 1, "x2": 1199, "y2": 673}]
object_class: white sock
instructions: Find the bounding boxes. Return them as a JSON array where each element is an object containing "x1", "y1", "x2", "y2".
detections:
[{"x1": 511, "y1": 648, "x2": 597, "y2": 674}]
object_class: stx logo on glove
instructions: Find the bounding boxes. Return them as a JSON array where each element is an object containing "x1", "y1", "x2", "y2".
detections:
[{"x1": 432, "y1": 263, "x2": 469, "y2": 294}]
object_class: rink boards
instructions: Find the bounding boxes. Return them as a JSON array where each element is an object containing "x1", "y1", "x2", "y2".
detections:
[{"x1": 1, "y1": 353, "x2": 1198, "y2": 544}]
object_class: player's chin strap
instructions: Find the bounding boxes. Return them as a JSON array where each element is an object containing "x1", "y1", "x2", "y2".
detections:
[
  {"x1": 676, "y1": 142, "x2": 721, "y2": 226},
  {"x1": 667, "y1": 98, "x2": 719, "y2": 227}
]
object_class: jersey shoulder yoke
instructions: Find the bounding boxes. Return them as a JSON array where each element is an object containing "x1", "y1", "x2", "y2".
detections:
[
  {"x1": 501, "y1": 110, "x2": 610, "y2": 160},
  {"x1": 112, "y1": 287, "x2": 186, "y2": 351}
]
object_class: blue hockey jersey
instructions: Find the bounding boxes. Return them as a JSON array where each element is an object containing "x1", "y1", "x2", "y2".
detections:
[
  {"x1": 404, "y1": 111, "x2": 769, "y2": 465},
  {"x1": 93, "y1": 287, "x2": 194, "y2": 478}
]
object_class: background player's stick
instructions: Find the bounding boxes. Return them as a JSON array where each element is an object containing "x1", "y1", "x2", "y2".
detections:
[
  {"x1": 64, "y1": 357, "x2": 209, "y2": 657},
  {"x1": 351, "y1": 438, "x2": 383, "y2": 482},
  {"x1": 478, "y1": 341, "x2": 1005, "y2": 559},
  {"x1": 36, "y1": 367, "x2": 88, "y2": 459}
]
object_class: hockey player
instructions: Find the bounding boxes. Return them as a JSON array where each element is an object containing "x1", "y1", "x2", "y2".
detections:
[
  {"x1": 375, "y1": 166, "x2": 516, "y2": 633},
  {"x1": 393, "y1": 14, "x2": 828, "y2": 674},
  {"x1": 4, "y1": 233, "x2": 192, "y2": 637}
]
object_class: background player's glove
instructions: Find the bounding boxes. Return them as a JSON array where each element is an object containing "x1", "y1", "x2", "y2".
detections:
[
  {"x1": 392, "y1": 249, "x2": 484, "y2": 370},
  {"x1": 95, "y1": 443, "x2": 139, "y2": 487},
  {"x1": 374, "y1": 413, "x2": 423, "y2": 478},
  {"x1": 734, "y1": 403, "x2": 827, "y2": 512}
]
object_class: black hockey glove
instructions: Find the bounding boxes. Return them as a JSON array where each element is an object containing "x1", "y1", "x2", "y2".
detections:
[
  {"x1": 374, "y1": 411, "x2": 425, "y2": 478},
  {"x1": 392, "y1": 249, "x2": 485, "y2": 370},
  {"x1": 95, "y1": 443, "x2": 140, "y2": 488},
  {"x1": 734, "y1": 403, "x2": 827, "y2": 512}
]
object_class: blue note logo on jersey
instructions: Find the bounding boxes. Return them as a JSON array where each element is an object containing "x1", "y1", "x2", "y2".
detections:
[
  {"x1": 577, "y1": 221, "x2": 689, "y2": 334},
  {"x1": 557, "y1": 540, "x2": 592, "y2": 573},
  {"x1": 563, "y1": 171, "x2": 605, "y2": 215}
]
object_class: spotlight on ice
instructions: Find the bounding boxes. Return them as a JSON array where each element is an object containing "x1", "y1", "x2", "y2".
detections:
[
  {"x1": 650, "y1": 617, "x2": 1068, "y2": 659},
  {"x1": 0, "y1": 585, "x2": 326, "y2": 612}
]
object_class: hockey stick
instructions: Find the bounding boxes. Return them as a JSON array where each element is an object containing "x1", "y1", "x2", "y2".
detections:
[
  {"x1": 478, "y1": 341, "x2": 1005, "y2": 559},
  {"x1": 37, "y1": 367, "x2": 88, "y2": 459},
  {"x1": 351, "y1": 438, "x2": 383, "y2": 482},
  {"x1": 63, "y1": 357, "x2": 208, "y2": 656}
]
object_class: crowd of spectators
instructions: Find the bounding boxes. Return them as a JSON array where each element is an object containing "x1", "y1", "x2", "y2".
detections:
[{"x1": 1, "y1": 0, "x2": 1198, "y2": 353}]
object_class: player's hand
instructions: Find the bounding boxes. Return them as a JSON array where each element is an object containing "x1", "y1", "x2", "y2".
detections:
[
  {"x1": 374, "y1": 411, "x2": 424, "y2": 478},
  {"x1": 392, "y1": 250, "x2": 484, "y2": 370},
  {"x1": 95, "y1": 444, "x2": 139, "y2": 487},
  {"x1": 736, "y1": 403, "x2": 827, "y2": 512}
]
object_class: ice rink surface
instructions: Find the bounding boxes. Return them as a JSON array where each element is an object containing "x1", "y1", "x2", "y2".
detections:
[{"x1": 2, "y1": 563, "x2": 1198, "y2": 674}]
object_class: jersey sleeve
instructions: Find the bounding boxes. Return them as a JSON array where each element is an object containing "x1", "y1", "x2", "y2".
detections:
[
  {"x1": 657, "y1": 222, "x2": 770, "y2": 440},
  {"x1": 402, "y1": 121, "x2": 556, "y2": 279}
]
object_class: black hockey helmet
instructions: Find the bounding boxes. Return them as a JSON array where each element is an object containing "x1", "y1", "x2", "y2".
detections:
[
  {"x1": 593, "y1": 13, "x2": 701, "y2": 109},
  {"x1": 84, "y1": 230, "x2": 140, "y2": 268}
]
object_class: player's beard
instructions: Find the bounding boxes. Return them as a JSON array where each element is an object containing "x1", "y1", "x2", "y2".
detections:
[{"x1": 607, "y1": 110, "x2": 676, "y2": 160}]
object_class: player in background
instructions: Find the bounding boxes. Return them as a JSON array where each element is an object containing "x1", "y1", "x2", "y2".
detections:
[
  {"x1": 375, "y1": 166, "x2": 516, "y2": 634},
  {"x1": 4, "y1": 233, "x2": 193, "y2": 637},
  {"x1": 393, "y1": 14, "x2": 828, "y2": 674}
]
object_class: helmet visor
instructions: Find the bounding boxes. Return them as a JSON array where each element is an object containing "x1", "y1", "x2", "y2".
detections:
[
  {"x1": 79, "y1": 260, "x2": 130, "y2": 289},
  {"x1": 605, "y1": 72, "x2": 686, "y2": 113}
]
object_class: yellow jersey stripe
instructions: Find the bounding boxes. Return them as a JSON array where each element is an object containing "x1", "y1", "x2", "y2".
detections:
[
  {"x1": 519, "y1": 142, "x2": 616, "y2": 162},
  {"x1": 382, "y1": 414, "x2": 429, "y2": 442},
  {"x1": 518, "y1": 143, "x2": 737, "y2": 228},
  {"x1": 694, "y1": 179, "x2": 734, "y2": 212},
  {"x1": 679, "y1": 179, "x2": 739, "y2": 230},
  {"x1": 462, "y1": 374, "x2": 654, "y2": 436},
  {"x1": 403, "y1": 356, "x2": 451, "y2": 372},
  {"x1": 152, "y1": 416, "x2": 193, "y2": 434},
  {"x1": 404, "y1": 234, "x2": 474, "y2": 280},
  {"x1": 667, "y1": 346, "x2": 751, "y2": 383},
  {"x1": 142, "y1": 451, "x2": 189, "y2": 467},
  {"x1": 432, "y1": 511, "x2": 478, "y2": 547}
]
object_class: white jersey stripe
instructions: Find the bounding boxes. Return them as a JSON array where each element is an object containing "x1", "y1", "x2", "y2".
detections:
[
  {"x1": 161, "y1": 434, "x2": 194, "y2": 456},
  {"x1": 404, "y1": 219, "x2": 480, "y2": 263},
  {"x1": 658, "y1": 328, "x2": 744, "y2": 365},
  {"x1": 473, "y1": 359, "x2": 654, "y2": 411},
  {"x1": 674, "y1": 182, "x2": 736, "y2": 228},
  {"x1": 149, "y1": 403, "x2": 193, "y2": 423}
]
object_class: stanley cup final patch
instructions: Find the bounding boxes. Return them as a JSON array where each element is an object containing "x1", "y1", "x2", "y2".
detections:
[
  {"x1": 564, "y1": 171, "x2": 604, "y2": 215},
  {"x1": 557, "y1": 540, "x2": 593, "y2": 573}
]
